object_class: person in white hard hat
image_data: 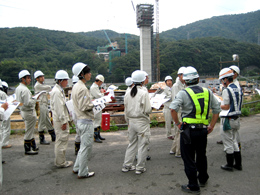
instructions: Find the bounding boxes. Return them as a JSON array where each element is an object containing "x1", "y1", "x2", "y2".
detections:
[
  {"x1": 125, "y1": 77, "x2": 133, "y2": 93},
  {"x1": 219, "y1": 68, "x2": 243, "y2": 172},
  {"x1": 34, "y1": 70, "x2": 55, "y2": 145},
  {"x1": 170, "y1": 66, "x2": 221, "y2": 193},
  {"x1": 50, "y1": 70, "x2": 73, "y2": 168},
  {"x1": 71, "y1": 75, "x2": 81, "y2": 155},
  {"x1": 90, "y1": 74, "x2": 106, "y2": 143},
  {"x1": 0, "y1": 94, "x2": 8, "y2": 189},
  {"x1": 0, "y1": 80, "x2": 12, "y2": 149},
  {"x1": 15, "y1": 70, "x2": 39, "y2": 155},
  {"x1": 71, "y1": 62, "x2": 95, "y2": 179},
  {"x1": 169, "y1": 67, "x2": 186, "y2": 158},
  {"x1": 162, "y1": 75, "x2": 174, "y2": 140},
  {"x1": 122, "y1": 70, "x2": 152, "y2": 175},
  {"x1": 229, "y1": 65, "x2": 240, "y2": 88}
]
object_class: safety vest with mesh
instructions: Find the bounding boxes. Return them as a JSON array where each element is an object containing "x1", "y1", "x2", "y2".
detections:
[{"x1": 182, "y1": 86, "x2": 210, "y2": 125}]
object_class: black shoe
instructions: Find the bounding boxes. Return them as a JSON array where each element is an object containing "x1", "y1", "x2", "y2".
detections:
[
  {"x1": 146, "y1": 156, "x2": 151, "y2": 160},
  {"x1": 39, "y1": 132, "x2": 50, "y2": 145},
  {"x1": 233, "y1": 165, "x2": 242, "y2": 170},
  {"x1": 199, "y1": 181, "x2": 207, "y2": 187},
  {"x1": 181, "y1": 185, "x2": 200, "y2": 194},
  {"x1": 94, "y1": 132, "x2": 102, "y2": 143},
  {"x1": 221, "y1": 164, "x2": 233, "y2": 171},
  {"x1": 217, "y1": 140, "x2": 223, "y2": 144}
]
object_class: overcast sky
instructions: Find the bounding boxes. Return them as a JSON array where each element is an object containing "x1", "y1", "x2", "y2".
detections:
[{"x1": 0, "y1": 0, "x2": 259, "y2": 35}]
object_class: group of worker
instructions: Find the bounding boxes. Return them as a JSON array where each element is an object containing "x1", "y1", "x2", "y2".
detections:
[
  {"x1": 122, "y1": 65, "x2": 242, "y2": 194},
  {"x1": 0, "y1": 62, "x2": 243, "y2": 193}
]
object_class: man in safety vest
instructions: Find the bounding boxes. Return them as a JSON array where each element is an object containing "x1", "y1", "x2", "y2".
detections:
[
  {"x1": 170, "y1": 66, "x2": 221, "y2": 194},
  {"x1": 219, "y1": 68, "x2": 243, "y2": 172}
]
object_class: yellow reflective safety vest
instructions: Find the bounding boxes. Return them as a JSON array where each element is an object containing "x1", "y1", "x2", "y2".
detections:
[{"x1": 182, "y1": 86, "x2": 210, "y2": 125}]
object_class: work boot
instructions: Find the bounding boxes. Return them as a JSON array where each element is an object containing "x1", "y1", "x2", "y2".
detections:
[
  {"x1": 97, "y1": 127, "x2": 105, "y2": 140},
  {"x1": 234, "y1": 151, "x2": 242, "y2": 170},
  {"x1": 75, "y1": 142, "x2": 81, "y2": 155},
  {"x1": 221, "y1": 153, "x2": 234, "y2": 171},
  {"x1": 48, "y1": 129, "x2": 56, "y2": 142},
  {"x1": 94, "y1": 129, "x2": 102, "y2": 143},
  {"x1": 24, "y1": 140, "x2": 38, "y2": 155},
  {"x1": 39, "y1": 131, "x2": 50, "y2": 145},
  {"x1": 31, "y1": 138, "x2": 39, "y2": 151}
]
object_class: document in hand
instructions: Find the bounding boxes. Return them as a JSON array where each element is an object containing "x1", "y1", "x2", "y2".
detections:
[
  {"x1": 0, "y1": 93, "x2": 20, "y2": 120},
  {"x1": 150, "y1": 94, "x2": 170, "y2": 110}
]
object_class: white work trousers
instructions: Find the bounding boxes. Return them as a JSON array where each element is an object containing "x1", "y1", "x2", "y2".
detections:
[
  {"x1": 1, "y1": 118, "x2": 11, "y2": 147},
  {"x1": 73, "y1": 121, "x2": 94, "y2": 176},
  {"x1": 0, "y1": 128, "x2": 2, "y2": 189},
  {"x1": 220, "y1": 118, "x2": 240, "y2": 154},
  {"x1": 38, "y1": 104, "x2": 53, "y2": 132},
  {"x1": 21, "y1": 110, "x2": 37, "y2": 140},
  {"x1": 94, "y1": 111, "x2": 102, "y2": 129},
  {"x1": 123, "y1": 119, "x2": 151, "y2": 171},
  {"x1": 163, "y1": 107, "x2": 173, "y2": 137},
  {"x1": 54, "y1": 121, "x2": 69, "y2": 167},
  {"x1": 170, "y1": 112, "x2": 182, "y2": 156}
]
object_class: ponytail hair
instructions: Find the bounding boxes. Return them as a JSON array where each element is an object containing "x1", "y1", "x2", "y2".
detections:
[{"x1": 130, "y1": 83, "x2": 142, "y2": 97}]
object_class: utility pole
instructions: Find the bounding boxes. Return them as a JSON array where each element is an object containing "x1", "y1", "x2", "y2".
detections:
[{"x1": 155, "y1": 0, "x2": 160, "y2": 82}]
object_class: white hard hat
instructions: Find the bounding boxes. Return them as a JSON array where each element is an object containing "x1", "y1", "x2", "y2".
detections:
[
  {"x1": 34, "y1": 70, "x2": 44, "y2": 79},
  {"x1": 229, "y1": 65, "x2": 240, "y2": 75},
  {"x1": 55, "y1": 70, "x2": 69, "y2": 80},
  {"x1": 183, "y1": 66, "x2": 199, "y2": 81},
  {"x1": 96, "y1": 74, "x2": 105, "y2": 82},
  {"x1": 219, "y1": 68, "x2": 234, "y2": 80},
  {"x1": 72, "y1": 75, "x2": 79, "y2": 83},
  {"x1": 72, "y1": 62, "x2": 87, "y2": 76},
  {"x1": 165, "y1": 76, "x2": 173, "y2": 81},
  {"x1": 18, "y1": 70, "x2": 30, "y2": 79},
  {"x1": 125, "y1": 77, "x2": 133, "y2": 86},
  {"x1": 2, "y1": 81, "x2": 8, "y2": 88},
  {"x1": 177, "y1": 67, "x2": 186, "y2": 74},
  {"x1": 131, "y1": 70, "x2": 146, "y2": 83},
  {"x1": 142, "y1": 71, "x2": 148, "y2": 77}
]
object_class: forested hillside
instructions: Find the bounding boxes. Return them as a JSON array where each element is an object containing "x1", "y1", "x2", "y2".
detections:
[
  {"x1": 161, "y1": 10, "x2": 260, "y2": 44},
  {"x1": 0, "y1": 10, "x2": 260, "y2": 84}
]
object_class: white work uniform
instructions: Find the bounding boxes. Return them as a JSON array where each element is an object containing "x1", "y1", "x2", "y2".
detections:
[
  {"x1": 123, "y1": 85, "x2": 152, "y2": 172},
  {"x1": 72, "y1": 80, "x2": 94, "y2": 177},
  {"x1": 15, "y1": 83, "x2": 37, "y2": 140},
  {"x1": 220, "y1": 83, "x2": 242, "y2": 154},
  {"x1": 0, "y1": 90, "x2": 11, "y2": 147},
  {"x1": 50, "y1": 84, "x2": 70, "y2": 167},
  {"x1": 170, "y1": 78, "x2": 185, "y2": 156},
  {"x1": 90, "y1": 83, "x2": 104, "y2": 128},
  {"x1": 163, "y1": 85, "x2": 173, "y2": 137},
  {"x1": 0, "y1": 107, "x2": 5, "y2": 189},
  {"x1": 34, "y1": 81, "x2": 53, "y2": 132}
]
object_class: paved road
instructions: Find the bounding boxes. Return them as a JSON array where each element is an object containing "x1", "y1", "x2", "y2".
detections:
[{"x1": 1, "y1": 114, "x2": 260, "y2": 195}]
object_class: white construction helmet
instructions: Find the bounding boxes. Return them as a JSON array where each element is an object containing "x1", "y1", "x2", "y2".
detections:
[
  {"x1": 2, "y1": 81, "x2": 8, "y2": 88},
  {"x1": 165, "y1": 76, "x2": 173, "y2": 81},
  {"x1": 72, "y1": 62, "x2": 87, "y2": 76},
  {"x1": 177, "y1": 67, "x2": 186, "y2": 74},
  {"x1": 125, "y1": 77, "x2": 133, "y2": 86},
  {"x1": 142, "y1": 71, "x2": 148, "y2": 77},
  {"x1": 229, "y1": 65, "x2": 240, "y2": 75},
  {"x1": 219, "y1": 68, "x2": 234, "y2": 80},
  {"x1": 55, "y1": 70, "x2": 69, "y2": 80},
  {"x1": 96, "y1": 74, "x2": 105, "y2": 82},
  {"x1": 18, "y1": 70, "x2": 30, "y2": 79},
  {"x1": 131, "y1": 70, "x2": 146, "y2": 83},
  {"x1": 183, "y1": 66, "x2": 199, "y2": 81},
  {"x1": 72, "y1": 75, "x2": 79, "y2": 83},
  {"x1": 34, "y1": 70, "x2": 44, "y2": 79}
]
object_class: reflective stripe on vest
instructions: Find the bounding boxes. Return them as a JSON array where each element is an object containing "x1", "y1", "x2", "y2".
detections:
[{"x1": 183, "y1": 87, "x2": 210, "y2": 125}]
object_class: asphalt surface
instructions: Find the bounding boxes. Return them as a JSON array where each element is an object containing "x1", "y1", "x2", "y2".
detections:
[{"x1": 1, "y1": 114, "x2": 260, "y2": 195}]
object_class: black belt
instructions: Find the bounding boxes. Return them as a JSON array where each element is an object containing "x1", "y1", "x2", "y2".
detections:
[
  {"x1": 187, "y1": 124, "x2": 207, "y2": 129},
  {"x1": 228, "y1": 116, "x2": 239, "y2": 120}
]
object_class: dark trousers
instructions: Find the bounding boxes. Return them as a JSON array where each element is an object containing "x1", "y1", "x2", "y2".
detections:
[{"x1": 180, "y1": 127, "x2": 209, "y2": 191}]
